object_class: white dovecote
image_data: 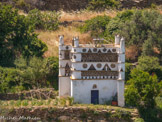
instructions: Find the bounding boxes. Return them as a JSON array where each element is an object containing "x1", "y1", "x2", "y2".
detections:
[{"x1": 59, "y1": 35, "x2": 125, "y2": 107}]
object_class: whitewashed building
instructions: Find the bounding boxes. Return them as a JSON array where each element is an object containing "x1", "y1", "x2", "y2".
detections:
[{"x1": 59, "y1": 35, "x2": 125, "y2": 107}]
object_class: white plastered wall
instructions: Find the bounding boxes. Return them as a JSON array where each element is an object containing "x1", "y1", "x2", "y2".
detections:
[
  {"x1": 117, "y1": 80, "x2": 125, "y2": 107},
  {"x1": 71, "y1": 80, "x2": 117, "y2": 104},
  {"x1": 59, "y1": 77, "x2": 71, "y2": 97}
]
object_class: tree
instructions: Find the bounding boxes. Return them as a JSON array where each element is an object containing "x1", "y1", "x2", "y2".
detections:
[
  {"x1": 80, "y1": 15, "x2": 111, "y2": 38},
  {"x1": 119, "y1": 10, "x2": 162, "y2": 58},
  {"x1": 0, "y1": 4, "x2": 47, "y2": 67},
  {"x1": 27, "y1": 9, "x2": 60, "y2": 31},
  {"x1": 105, "y1": 9, "x2": 134, "y2": 39},
  {"x1": 136, "y1": 56, "x2": 162, "y2": 81},
  {"x1": 137, "y1": 56, "x2": 160, "y2": 73},
  {"x1": 125, "y1": 69, "x2": 160, "y2": 108}
]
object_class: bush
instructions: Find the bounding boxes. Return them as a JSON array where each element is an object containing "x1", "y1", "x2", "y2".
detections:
[
  {"x1": 0, "y1": 67, "x2": 24, "y2": 93},
  {"x1": 87, "y1": 0, "x2": 120, "y2": 11},
  {"x1": 15, "y1": 56, "x2": 59, "y2": 89},
  {"x1": 0, "y1": 56, "x2": 59, "y2": 93},
  {"x1": 125, "y1": 69, "x2": 160, "y2": 108},
  {"x1": 28, "y1": 9, "x2": 60, "y2": 31},
  {"x1": 0, "y1": 4, "x2": 47, "y2": 67},
  {"x1": 15, "y1": 0, "x2": 31, "y2": 12},
  {"x1": 80, "y1": 15, "x2": 111, "y2": 38}
]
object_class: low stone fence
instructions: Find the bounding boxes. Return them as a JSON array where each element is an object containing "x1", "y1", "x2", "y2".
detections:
[{"x1": 0, "y1": 88, "x2": 58, "y2": 100}]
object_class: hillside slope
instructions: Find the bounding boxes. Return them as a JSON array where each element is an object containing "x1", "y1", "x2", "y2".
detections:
[{"x1": 1, "y1": 0, "x2": 162, "y2": 11}]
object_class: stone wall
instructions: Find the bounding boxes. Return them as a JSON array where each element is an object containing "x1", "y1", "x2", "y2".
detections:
[
  {"x1": 1, "y1": 107, "x2": 139, "y2": 121},
  {"x1": 0, "y1": 88, "x2": 58, "y2": 100}
]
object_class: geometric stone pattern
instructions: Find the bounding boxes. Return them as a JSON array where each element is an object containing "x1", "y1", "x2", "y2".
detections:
[
  {"x1": 81, "y1": 71, "x2": 118, "y2": 77},
  {"x1": 81, "y1": 53, "x2": 118, "y2": 62}
]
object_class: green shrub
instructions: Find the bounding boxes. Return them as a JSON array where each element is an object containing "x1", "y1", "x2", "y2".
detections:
[
  {"x1": 0, "y1": 56, "x2": 59, "y2": 93},
  {"x1": 15, "y1": 0, "x2": 31, "y2": 12},
  {"x1": 37, "y1": 100, "x2": 44, "y2": 106},
  {"x1": 15, "y1": 56, "x2": 59, "y2": 89},
  {"x1": 22, "y1": 100, "x2": 29, "y2": 106},
  {"x1": 80, "y1": 15, "x2": 111, "y2": 38},
  {"x1": 112, "y1": 110, "x2": 131, "y2": 120},
  {"x1": 125, "y1": 69, "x2": 160, "y2": 108},
  {"x1": 31, "y1": 99, "x2": 37, "y2": 106},
  {"x1": 0, "y1": 4, "x2": 47, "y2": 67},
  {"x1": 0, "y1": 67, "x2": 24, "y2": 93},
  {"x1": 15, "y1": 100, "x2": 22, "y2": 107},
  {"x1": 87, "y1": 0, "x2": 120, "y2": 11},
  {"x1": 28, "y1": 9, "x2": 60, "y2": 31}
]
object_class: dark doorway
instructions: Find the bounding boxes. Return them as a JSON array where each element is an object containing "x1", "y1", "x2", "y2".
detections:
[{"x1": 91, "y1": 90, "x2": 99, "y2": 104}]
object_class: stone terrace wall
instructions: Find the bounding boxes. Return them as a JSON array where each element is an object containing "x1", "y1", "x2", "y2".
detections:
[
  {"x1": 3, "y1": 107, "x2": 139, "y2": 121},
  {"x1": 0, "y1": 88, "x2": 58, "y2": 100}
]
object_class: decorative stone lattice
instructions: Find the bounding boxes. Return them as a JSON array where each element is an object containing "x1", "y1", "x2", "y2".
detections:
[
  {"x1": 83, "y1": 64, "x2": 88, "y2": 68},
  {"x1": 66, "y1": 46, "x2": 69, "y2": 50},
  {"x1": 110, "y1": 64, "x2": 116, "y2": 68},
  {"x1": 120, "y1": 68, "x2": 123, "y2": 72},
  {"x1": 65, "y1": 63, "x2": 71, "y2": 76},
  {"x1": 81, "y1": 71, "x2": 118, "y2": 78},
  {"x1": 97, "y1": 63, "x2": 102, "y2": 68},
  {"x1": 88, "y1": 49, "x2": 92, "y2": 53},
  {"x1": 112, "y1": 48, "x2": 116, "y2": 52},
  {"x1": 107, "y1": 49, "x2": 111, "y2": 53},
  {"x1": 73, "y1": 55, "x2": 76, "y2": 59},
  {"x1": 103, "y1": 64, "x2": 111, "y2": 71},
  {"x1": 88, "y1": 64, "x2": 96, "y2": 70},
  {"x1": 93, "y1": 48, "x2": 97, "y2": 52},
  {"x1": 82, "y1": 48, "x2": 86, "y2": 52},
  {"x1": 81, "y1": 53, "x2": 118, "y2": 62},
  {"x1": 103, "y1": 48, "x2": 107, "y2": 52},
  {"x1": 98, "y1": 49, "x2": 102, "y2": 53},
  {"x1": 65, "y1": 50, "x2": 70, "y2": 59}
]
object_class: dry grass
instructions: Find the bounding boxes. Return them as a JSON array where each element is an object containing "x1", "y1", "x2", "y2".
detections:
[
  {"x1": 60, "y1": 10, "x2": 117, "y2": 22},
  {"x1": 36, "y1": 26, "x2": 92, "y2": 57}
]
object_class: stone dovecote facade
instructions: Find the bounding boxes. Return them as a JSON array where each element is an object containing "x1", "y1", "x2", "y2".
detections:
[{"x1": 59, "y1": 35, "x2": 125, "y2": 107}]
